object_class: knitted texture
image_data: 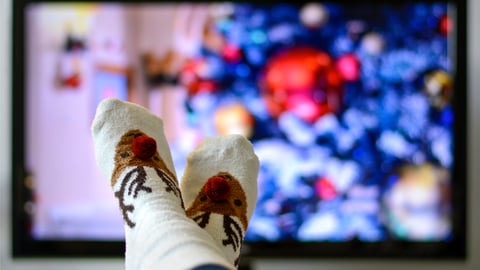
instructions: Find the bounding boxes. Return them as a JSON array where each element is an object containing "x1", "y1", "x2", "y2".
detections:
[
  {"x1": 132, "y1": 134, "x2": 157, "y2": 160},
  {"x1": 91, "y1": 98, "x2": 234, "y2": 270},
  {"x1": 181, "y1": 135, "x2": 260, "y2": 267},
  {"x1": 205, "y1": 176, "x2": 231, "y2": 202}
]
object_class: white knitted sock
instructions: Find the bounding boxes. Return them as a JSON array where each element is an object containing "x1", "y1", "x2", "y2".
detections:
[
  {"x1": 180, "y1": 135, "x2": 260, "y2": 267},
  {"x1": 91, "y1": 98, "x2": 234, "y2": 270}
]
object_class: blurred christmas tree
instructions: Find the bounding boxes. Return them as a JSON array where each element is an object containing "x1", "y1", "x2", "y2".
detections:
[{"x1": 174, "y1": 2, "x2": 454, "y2": 242}]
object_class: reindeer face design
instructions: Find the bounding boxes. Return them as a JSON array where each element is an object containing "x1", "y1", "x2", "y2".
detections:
[
  {"x1": 186, "y1": 172, "x2": 248, "y2": 230},
  {"x1": 111, "y1": 129, "x2": 175, "y2": 186},
  {"x1": 111, "y1": 129, "x2": 181, "y2": 228},
  {"x1": 186, "y1": 172, "x2": 249, "y2": 265}
]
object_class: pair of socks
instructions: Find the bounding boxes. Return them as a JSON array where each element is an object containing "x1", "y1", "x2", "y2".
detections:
[{"x1": 91, "y1": 98, "x2": 259, "y2": 270}]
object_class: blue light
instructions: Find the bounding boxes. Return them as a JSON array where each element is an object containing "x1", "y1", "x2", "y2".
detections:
[
  {"x1": 251, "y1": 29, "x2": 267, "y2": 44},
  {"x1": 441, "y1": 107, "x2": 454, "y2": 126},
  {"x1": 245, "y1": 46, "x2": 265, "y2": 65},
  {"x1": 235, "y1": 63, "x2": 251, "y2": 78}
]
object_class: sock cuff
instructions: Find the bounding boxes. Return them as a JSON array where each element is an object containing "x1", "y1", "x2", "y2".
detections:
[{"x1": 125, "y1": 213, "x2": 235, "y2": 270}]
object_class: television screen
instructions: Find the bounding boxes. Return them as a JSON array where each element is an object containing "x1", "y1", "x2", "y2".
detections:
[{"x1": 12, "y1": 0, "x2": 467, "y2": 259}]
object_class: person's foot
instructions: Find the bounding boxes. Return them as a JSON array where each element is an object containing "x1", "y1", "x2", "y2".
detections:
[
  {"x1": 180, "y1": 135, "x2": 259, "y2": 267},
  {"x1": 91, "y1": 98, "x2": 234, "y2": 270}
]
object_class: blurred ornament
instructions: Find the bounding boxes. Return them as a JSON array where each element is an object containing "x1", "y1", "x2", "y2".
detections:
[
  {"x1": 346, "y1": 20, "x2": 368, "y2": 41},
  {"x1": 315, "y1": 177, "x2": 337, "y2": 200},
  {"x1": 382, "y1": 163, "x2": 451, "y2": 240},
  {"x1": 222, "y1": 43, "x2": 243, "y2": 63},
  {"x1": 300, "y1": 3, "x2": 329, "y2": 29},
  {"x1": 214, "y1": 103, "x2": 255, "y2": 138},
  {"x1": 57, "y1": 54, "x2": 83, "y2": 89},
  {"x1": 188, "y1": 80, "x2": 218, "y2": 95},
  {"x1": 180, "y1": 58, "x2": 218, "y2": 96},
  {"x1": 250, "y1": 29, "x2": 268, "y2": 45},
  {"x1": 245, "y1": 46, "x2": 265, "y2": 66},
  {"x1": 261, "y1": 46, "x2": 343, "y2": 123},
  {"x1": 336, "y1": 54, "x2": 361, "y2": 82},
  {"x1": 438, "y1": 14, "x2": 453, "y2": 36},
  {"x1": 361, "y1": 32, "x2": 386, "y2": 55},
  {"x1": 423, "y1": 70, "x2": 452, "y2": 109},
  {"x1": 56, "y1": 29, "x2": 87, "y2": 89},
  {"x1": 62, "y1": 73, "x2": 82, "y2": 88}
]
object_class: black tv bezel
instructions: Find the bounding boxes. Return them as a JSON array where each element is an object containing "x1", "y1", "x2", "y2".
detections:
[{"x1": 11, "y1": 0, "x2": 468, "y2": 260}]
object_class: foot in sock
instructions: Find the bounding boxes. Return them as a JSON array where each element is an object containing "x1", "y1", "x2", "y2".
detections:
[
  {"x1": 180, "y1": 135, "x2": 260, "y2": 267},
  {"x1": 91, "y1": 98, "x2": 234, "y2": 270}
]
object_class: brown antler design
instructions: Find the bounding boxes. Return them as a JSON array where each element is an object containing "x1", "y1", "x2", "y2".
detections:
[{"x1": 115, "y1": 166, "x2": 152, "y2": 228}]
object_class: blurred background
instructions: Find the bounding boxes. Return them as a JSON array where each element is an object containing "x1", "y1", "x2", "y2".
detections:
[{"x1": 1, "y1": 0, "x2": 480, "y2": 269}]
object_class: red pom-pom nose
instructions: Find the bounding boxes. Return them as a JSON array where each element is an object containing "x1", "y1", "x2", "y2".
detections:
[
  {"x1": 132, "y1": 135, "x2": 157, "y2": 159},
  {"x1": 204, "y1": 176, "x2": 231, "y2": 202}
]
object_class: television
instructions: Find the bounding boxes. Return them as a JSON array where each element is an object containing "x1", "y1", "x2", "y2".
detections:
[{"x1": 11, "y1": 0, "x2": 467, "y2": 264}]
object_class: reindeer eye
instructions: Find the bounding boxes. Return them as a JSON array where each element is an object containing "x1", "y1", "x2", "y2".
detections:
[
  {"x1": 234, "y1": 199, "x2": 242, "y2": 206},
  {"x1": 120, "y1": 152, "x2": 130, "y2": 158},
  {"x1": 200, "y1": 196, "x2": 208, "y2": 202}
]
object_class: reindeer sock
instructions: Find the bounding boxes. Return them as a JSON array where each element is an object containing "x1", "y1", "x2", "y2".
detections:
[
  {"x1": 180, "y1": 135, "x2": 260, "y2": 267},
  {"x1": 91, "y1": 98, "x2": 234, "y2": 270}
]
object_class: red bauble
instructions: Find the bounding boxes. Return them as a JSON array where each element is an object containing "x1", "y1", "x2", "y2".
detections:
[
  {"x1": 204, "y1": 176, "x2": 231, "y2": 202},
  {"x1": 180, "y1": 58, "x2": 218, "y2": 96},
  {"x1": 222, "y1": 44, "x2": 243, "y2": 63},
  {"x1": 63, "y1": 73, "x2": 81, "y2": 88},
  {"x1": 315, "y1": 177, "x2": 337, "y2": 200},
  {"x1": 188, "y1": 80, "x2": 217, "y2": 95},
  {"x1": 132, "y1": 135, "x2": 157, "y2": 159},
  {"x1": 261, "y1": 46, "x2": 343, "y2": 123},
  {"x1": 336, "y1": 54, "x2": 361, "y2": 82},
  {"x1": 439, "y1": 15, "x2": 452, "y2": 36}
]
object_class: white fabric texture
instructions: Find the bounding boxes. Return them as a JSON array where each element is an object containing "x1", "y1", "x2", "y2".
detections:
[
  {"x1": 181, "y1": 135, "x2": 259, "y2": 221},
  {"x1": 114, "y1": 166, "x2": 233, "y2": 270},
  {"x1": 91, "y1": 98, "x2": 234, "y2": 270},
  {"x1": 91, "y1": 98, "x2": 176, "y2": 181},
  {"x1": 180, "y1": 135, "x2": 260, "y2": 265}
]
